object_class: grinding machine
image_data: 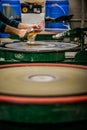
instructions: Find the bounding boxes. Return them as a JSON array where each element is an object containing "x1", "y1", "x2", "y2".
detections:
[{"x1": 0, "y1": 12, "x2": 87, "y2": 129}]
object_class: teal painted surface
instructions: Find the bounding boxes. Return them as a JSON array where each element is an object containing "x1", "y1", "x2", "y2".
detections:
[{"x1": 0, "y1": 49, "x2": 65, "y2": 62}]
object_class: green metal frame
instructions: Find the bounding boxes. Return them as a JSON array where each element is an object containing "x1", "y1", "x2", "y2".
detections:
[{"x1": 0, "y1": 102, "x2": 87, "y2": 123}]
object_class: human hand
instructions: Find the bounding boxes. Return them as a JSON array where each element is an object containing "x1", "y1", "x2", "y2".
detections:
[
  {"x1": 18, "y1": 29, "x2": 28, "y2": 38},
  {"x1": 38, "y1": 20, "x2": 45, "y2": 30},
  {"x1": 26, "y1": 22, "x2": 44, "y2": 41},
  {"x1": 30, "y1": 20, "x2": 45, "y2": 31}
]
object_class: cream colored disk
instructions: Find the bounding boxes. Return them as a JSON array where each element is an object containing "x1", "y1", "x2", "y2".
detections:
[{"x1": 0, "y1": 65, "x2": 87, "y2": 96}]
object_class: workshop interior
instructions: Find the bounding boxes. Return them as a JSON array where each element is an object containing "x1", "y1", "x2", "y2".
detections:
[{"x1": 0, "y1": 0, "x2": 87, "y2": 129}]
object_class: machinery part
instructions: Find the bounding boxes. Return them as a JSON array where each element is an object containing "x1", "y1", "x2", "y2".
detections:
[
  {"x1": 0, "y1": 63, "x2": 87, "y2": 123},
  {"x1": 21, "y1": 6, "x2": 29, "y2": 13},
  {"x1": 45, "y1": 14, "x2": 74, "y2": 23}
]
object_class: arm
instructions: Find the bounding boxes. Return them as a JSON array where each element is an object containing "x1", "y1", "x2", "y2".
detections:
[
  {"x1": 0, "y1": 11, "x2": 20, "y2": 28},
  {"x1": 0, "y1": 11, "x2": 42, "y2": 30},
  {"x1": 5, "y1": 24, "x2": 27, "y2": 38},
  {"x1": 0, "y1": 11, "x2": 44, "y2": 38},
  {"x1": 0, "y1": 21, "x2": 27, "y2": 38},
  {"x1": 0, "y1": 21, "x2": 6, "y2": 32}
]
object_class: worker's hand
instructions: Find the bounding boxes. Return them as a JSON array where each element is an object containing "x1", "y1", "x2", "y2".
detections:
[
  {"x1": 31, "y1": 24, "x2": 41, "y2": 30},
  {"x1": 18, "y1": 28, "x2": 37, "y2": 40},
  {"x1": 18, "y1": 29, "x2": 28, "y2": 38},
  {"x1": 38, "y1": 20, "x2": 45, "y2": 30},
  {"x1": 30, "y1": 20, "x2": 45, "y2": 30},
  {"x1": 18, "y1": 20, "x2": 45, "y2": 40}
]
